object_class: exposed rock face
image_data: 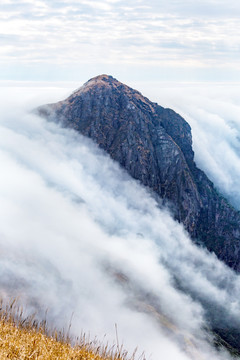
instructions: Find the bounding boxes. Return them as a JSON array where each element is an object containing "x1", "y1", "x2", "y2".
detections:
[{"x1": 37, "y1": 74, "x2": 240, "y2": 272}]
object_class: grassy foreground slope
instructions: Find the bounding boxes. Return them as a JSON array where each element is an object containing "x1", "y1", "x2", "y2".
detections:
[
  {"x1": 1, "y1": 298, "x2": 240, "y2": 360},
  {"x1": 0, "y1": 300, "x2": 133, "y2": 360}
]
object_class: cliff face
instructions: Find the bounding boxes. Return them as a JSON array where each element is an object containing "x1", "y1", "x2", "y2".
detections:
[{"x1": 37, "y1": 74, "x2": 240, "y2": 272}]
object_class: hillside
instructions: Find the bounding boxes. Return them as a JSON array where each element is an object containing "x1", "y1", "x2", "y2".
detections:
[
  {"x1": 0, "y1": 300, "x2": 132, "y2": 360},
  {"x1": 1, "y1": 298, "x2": 240, "y2": 360},
  {"x1": 37, "y1": 74, "x2": 240, "y2": 272}
]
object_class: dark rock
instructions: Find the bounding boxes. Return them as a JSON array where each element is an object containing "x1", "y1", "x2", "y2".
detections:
[{"x1": 37, "y1": 74, "x2": 240, "y2": 272}]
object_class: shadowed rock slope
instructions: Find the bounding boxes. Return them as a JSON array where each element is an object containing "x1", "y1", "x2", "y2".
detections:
[{"x1": 37, "y1": 74, "x2": 240, "y2": 272}]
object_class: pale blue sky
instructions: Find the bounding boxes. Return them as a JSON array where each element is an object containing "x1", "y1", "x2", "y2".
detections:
[{"x1": 1, "y1": 0, "x2": 240, "y2": 82}]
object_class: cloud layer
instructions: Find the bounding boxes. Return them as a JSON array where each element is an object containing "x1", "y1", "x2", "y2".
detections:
[
  {"x1": 1, "y1": 85, "x2": 240, "y2": 359},
  {"x1": 1, "y1": 1, "x2": 240, "y2": 80}
]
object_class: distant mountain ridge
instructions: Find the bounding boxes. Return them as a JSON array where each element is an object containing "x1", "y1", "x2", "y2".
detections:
[{"x1": 37, "y1": 74, "x2": 240, "y2": 272}]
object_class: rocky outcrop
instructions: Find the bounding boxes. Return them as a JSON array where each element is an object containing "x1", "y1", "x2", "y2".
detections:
[{"x1": 37, "y1": 74, "x2": 240, "y2": 272}]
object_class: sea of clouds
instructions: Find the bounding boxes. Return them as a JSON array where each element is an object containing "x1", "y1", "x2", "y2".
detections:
[{"x1": 1, "y1": 83, "x2": 240, "y2": 360}]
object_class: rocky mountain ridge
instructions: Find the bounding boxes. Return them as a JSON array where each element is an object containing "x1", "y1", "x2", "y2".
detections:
[{"x1": 37, "y1": 74, "x2": 240, "y2": 272}]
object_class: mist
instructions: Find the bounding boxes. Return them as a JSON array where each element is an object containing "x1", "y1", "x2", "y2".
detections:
[
  {"x1": 140, "y1": 82, "x2": 240, "y2": 210},
  {"x1": 1, "y1": 84, "x2": 240, "y2": 360}
]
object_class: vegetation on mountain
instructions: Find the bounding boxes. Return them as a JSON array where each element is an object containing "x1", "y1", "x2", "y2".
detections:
[{"x1": 0, "y1": 299, "x2": 135, "y2": 360}]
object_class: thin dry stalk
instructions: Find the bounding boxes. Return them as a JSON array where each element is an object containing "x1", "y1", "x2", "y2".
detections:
[{"x1": 0, "y1": 298, "x2": 139, "y2": 360}]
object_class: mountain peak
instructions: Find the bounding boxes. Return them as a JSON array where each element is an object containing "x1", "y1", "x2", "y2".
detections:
[
  {"x1": 71, "y1": 74, "x2": 146, "y2": 102},
  {"x1": 75, "y1": 74, "x2": 121, "y2": 93},
  {"x1": 85, "y1": 74, "x2": 117, "y2": 88},
  {"x1": 87, "y1": 74, "x2": 116, "y2": 83}
]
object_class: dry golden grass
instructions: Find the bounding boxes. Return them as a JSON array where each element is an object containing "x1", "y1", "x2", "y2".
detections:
[{"x1": 0, "y1": 299, "x2": 138, "y2": 360}]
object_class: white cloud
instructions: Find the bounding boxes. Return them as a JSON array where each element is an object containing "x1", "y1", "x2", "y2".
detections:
[
  {"x1": 1, "y1": 0, "x2": 240, "y2": 80},
  {"x1": 0, "y1": 85, "x2": 240, "y2": 359}
]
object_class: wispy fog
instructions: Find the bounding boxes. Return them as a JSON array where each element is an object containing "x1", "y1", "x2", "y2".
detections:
[
  {"x1": 1, "y1": 85, "x2": 240, "y2": 359},
  {"x1": 140, "y1": 82, "x2": 240, "y2": 210}
]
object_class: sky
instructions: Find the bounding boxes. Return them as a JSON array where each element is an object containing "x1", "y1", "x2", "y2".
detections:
[{"x1": 1, "y1": 0, "x2": 240, "y2": 82}]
